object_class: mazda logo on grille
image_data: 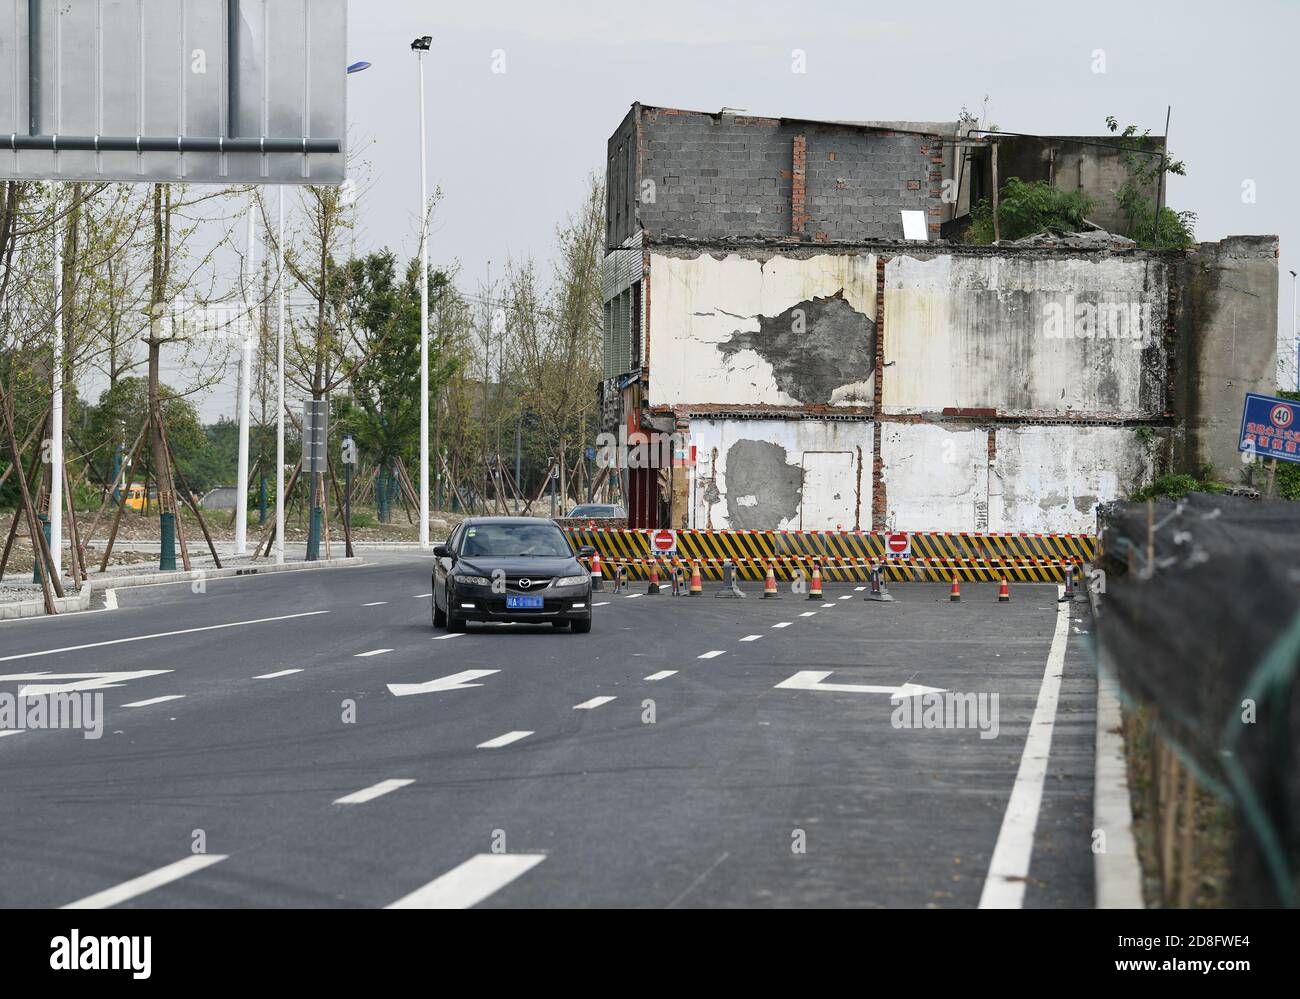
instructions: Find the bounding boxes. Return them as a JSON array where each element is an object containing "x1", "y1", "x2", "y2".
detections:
[{"x1": 517, "y1": 578, "x2": 532, "y2": 589}]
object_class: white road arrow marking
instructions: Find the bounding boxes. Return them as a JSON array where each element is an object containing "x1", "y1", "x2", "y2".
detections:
[
  {"x1": 775, "y1": 671, "x2": 946, "y2": 697},
  {"x1": 386, "y1": 669, "x2": 499, "y2": 697},
  {"x1": 0, "y1": 670, "x2": 172, "y2": 699}
]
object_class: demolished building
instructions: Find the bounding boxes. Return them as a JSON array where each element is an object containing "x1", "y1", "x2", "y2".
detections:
[{"x1": 601, "y1": 104, "x2": 1279, "y2": 534}]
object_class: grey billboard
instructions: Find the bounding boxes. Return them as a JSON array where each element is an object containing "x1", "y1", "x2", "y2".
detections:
[{"x1": 0, "y1": 0, "x2": 347, "y2": 185}]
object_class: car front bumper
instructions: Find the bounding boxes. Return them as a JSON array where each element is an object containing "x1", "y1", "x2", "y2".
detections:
[{"x1": 451, "y1": 585, "x2": 592, "y2": 623}]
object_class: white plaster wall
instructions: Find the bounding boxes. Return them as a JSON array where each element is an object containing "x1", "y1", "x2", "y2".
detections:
[
  {"x1": 990, "y1": 425, "x2": 1153, "y2": 534},
  {"x1": 880, "y1": 423, "x2": 989, "y2": 532},
  {"x1": 882, "y1": 254, "x2": 1168, "y2": 418},
  {"x1": 648, "y1": 252, "x2": 877, "y2": 407},
  {"x1": 688, "y1": 418, "x2": 873, "y2": 531}
]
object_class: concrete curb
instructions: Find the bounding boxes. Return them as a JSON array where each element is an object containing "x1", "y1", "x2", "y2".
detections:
[
  {"x1": 1087, "y1": 581, "x2": 1146, "y2": 908},
  {"x1": 0, "y1": 557, "x2": 363, "y2": 620},
  {"x1": 0, "y1": 582, "x2": 92, "y2": 620}
]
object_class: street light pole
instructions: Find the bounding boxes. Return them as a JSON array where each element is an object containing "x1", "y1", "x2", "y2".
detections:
[
  {"x1": 49, "y1": 215, "x2": 62, "y2": 579},
  {"x1": 235, "y1": 194, "x2": 255, "y2": 555},
  {"x1": 413, "y1": 35, "x2": 432, "y2": 549},
  {"x1": 276, "y1": 188, "x2": 286, "y2": 566},
  {"x1": 1291, "y1": 269, "x2": 1297, "y2": 393}
]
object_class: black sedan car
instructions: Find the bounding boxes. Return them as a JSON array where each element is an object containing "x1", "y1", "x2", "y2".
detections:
[{"x1": 432, "y1": 517, "x2": 594, "y2": 633}]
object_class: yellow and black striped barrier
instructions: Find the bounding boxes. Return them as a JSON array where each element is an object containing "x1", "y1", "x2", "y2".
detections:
[{"x1": 564, "y1": 528, "x2": 1095, "y2": 583}]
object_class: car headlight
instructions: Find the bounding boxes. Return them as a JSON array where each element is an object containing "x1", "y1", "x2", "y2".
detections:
[
  {"x1": 457, "y1": 575, "x2": 492, "y2": 587},
  {"x1": 554, "y1": 575, "x2": 588, "y2": 588}
]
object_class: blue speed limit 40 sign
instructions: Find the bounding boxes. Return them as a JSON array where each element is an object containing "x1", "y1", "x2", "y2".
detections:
[{"x1": 1239, "y1": 392, "x2": 1300, "y2": 464}]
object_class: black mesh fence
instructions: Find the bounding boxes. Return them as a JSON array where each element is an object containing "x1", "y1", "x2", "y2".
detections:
[{"x1": 1097, "y1": 493, "x2": 1300, "y2": 907}]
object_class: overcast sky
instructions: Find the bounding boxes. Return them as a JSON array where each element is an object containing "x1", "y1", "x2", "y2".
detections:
[{"x1": 193, "y1": 0, "x2": 1300, "y2": 419}]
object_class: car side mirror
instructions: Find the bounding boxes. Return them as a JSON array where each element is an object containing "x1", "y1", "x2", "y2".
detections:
[
  {"x1": 578, "y1": 546, "x2": 596, "y2": 558},
  {"x1": 433, "y1": 544, "x2": 452, "y2": 559}
]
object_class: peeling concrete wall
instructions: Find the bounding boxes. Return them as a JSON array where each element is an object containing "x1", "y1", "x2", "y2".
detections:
[
  {"x1": 880, "y1": 422, "x2": 1156, "y2": 534},
  {"x1": 882, "y1": 253, "x2": 1169, "y2": 418},
  {"x1": 1171, "y1": 235, "x2": 1279, "y2": 480},
  {"x1": 688, "y1": 418, "x2": 872, "y2": 531},
  {"x1": 880, "y1": 423, "x2": 990, "y2": 531},
  {"x1": 991, "y1": 426, "x2": 1155, "y2": 534},
  {"x1": 647, "y1": 251, "x2": 877, "y2": 408}
]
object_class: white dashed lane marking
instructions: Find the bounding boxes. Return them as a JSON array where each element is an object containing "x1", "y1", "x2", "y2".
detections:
[
  {"x1": 334, "y1": 778, "x2": 414, "y2": 805},
  {"x1": 772, "y1": 622, "x2": 791, "y2": 629},
  {"x1": 477, "y1": 731, "x2": 533, "y2": 749},
  {"x1": 62, "y1": 855, "x2": 229, "y2": 910},
  {"x1": 385, "y1": 854, "x2": 545, "y2": 909},
  {"x1": 573, "y1": 696, "x2": 616, "y2": 710},
  {"x1": 839, "y1": 595, "x2": 853, "y2": 601},
  {"x1": 354, "y1": 649, "x2": 393, "y2": 658},
  {"x1": 698, "y1": 650, "x2": 725, "y2": 659},
  {"x1": 362, "y1": 601, "x2": 388, "y2": 607},
  {"x1": 800, "y1": 612, "x2": 817, "y2": 618},
  {"x1": 120, "y1": 695, "x2": 186, "y2": 708},
  {"x1": 854, "y1": 586, "x2": 867, "y2": 592},
  {"x1": 432, "y1": 633, "x2": 465, "y2": 641},
  {"x1": 593, "y1": 602, "x2": 610, "y2": 607},
  {"x1": 414, "y1": 593, "x2": 433, "y2": 598},
  {"x1": 739, "y1": 635, "x2": 762, "y2": 642},
  {"x1": 254, "y1": 669, "x2": 303, "y2": 680},
  {"x1": 645, "y1": 670, "x2": 677, "y2": 681}
]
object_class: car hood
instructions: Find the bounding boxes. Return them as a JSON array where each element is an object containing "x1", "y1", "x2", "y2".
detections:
[{"x1": 456, "y1": 555, "x2": 583, "y2": 576}]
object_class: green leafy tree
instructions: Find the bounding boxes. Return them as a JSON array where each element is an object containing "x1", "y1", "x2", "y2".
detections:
[
  {"x1": 967, "y1": 178, "x2": 1094, "y2": 244},
  {"x1": 1104, "y1": 116, "x2": 1196, "y2": 249}
]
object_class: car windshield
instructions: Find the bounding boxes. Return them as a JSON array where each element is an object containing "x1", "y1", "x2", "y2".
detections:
[
  {"x1": 569, "y1": 505, "x2": 620, "y2": 517},
  {"x1": 460, "y1": 523, "x2": 574, "y2": 558}
]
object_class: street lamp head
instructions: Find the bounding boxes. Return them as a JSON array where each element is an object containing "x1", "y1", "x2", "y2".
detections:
[
  {"x1": 411, "y1": 35, "x2": 432, "y2": 51},
  {"x1": 347, "y1": 61, "x2": 372, "y2": 74}
]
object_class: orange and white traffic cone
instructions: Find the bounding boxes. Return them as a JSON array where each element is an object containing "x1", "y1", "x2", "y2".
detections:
[
  {"x1": 807, "y1": 562, "x2": 823, "y2": 600},
  {"x1": 763, "y1": 563, "x2": 779, "y2": 599},
  {"x1": 949, "y1": 575, "x2": 961, "y2": 602},
  {"x1": 590, "y1": 551, "x2": 603, "y2": 591},
  {"x1": 647, "y1": 560, "x2": 661, "y2": 595},
  {"x1": 688, "y1": 560, "x2": 703, "y2": 596},
  {"x1": 998, "y1": 577, "x2": 1010, "y2": 603}
]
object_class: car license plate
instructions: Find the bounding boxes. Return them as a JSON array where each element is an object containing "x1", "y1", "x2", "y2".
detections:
[{"x1": 506, "y1": 595, "x2": 544, "y2": 610}]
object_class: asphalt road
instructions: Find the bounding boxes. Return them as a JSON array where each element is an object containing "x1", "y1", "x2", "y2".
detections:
[{"x1": 0, "y1": 555, "x2": 1097, "y2": 908}]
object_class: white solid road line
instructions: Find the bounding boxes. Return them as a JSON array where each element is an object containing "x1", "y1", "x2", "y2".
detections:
[
  {"x1": 254, "y1": 669, "x2": 304, "y2": 680},
  {"x1": 978, "y1": 592, "x2": 1071, "y2": 909},
  {"x1": 477, "y1": 730, "x2": 533, "y2": 749},
  {"x1": 772, "y1": 622, "x2": 791, "y2": 629},
  {"x1": 334, "y1": 778, "x2": 414, "y2": 805},
  {"x1": 573, "y1": 696, "x2": 616, "y2": 710},
  {"x1": 354, "y1": 648, "x2": 393, "y2": 657},
  {"x1": 645, "y1": 670, "x2": 677, "y2": 681},
  {"x1": 432, "y1": 633, "x2": 466, "y2": 641},
  {"x1": 739, "y1": 635, "x2": 762, "y2": 642},
  {"x1": 120, "y1": 695, "x2": 186, "y2": 708},
  {"x1": 385, "y1": 853, "x2": 545, "y2": 909},
  {"x1": 362, "y1": 601, "x2": 388, "y2": 607},
  {"x1": 697, "y1": 650, "x2": 725, "y2": 659},
  {"x1": 62, "y1": 854, "x2": 228, "y2": 909},
  {"x1": 0, "y1": 610, "x2": 329, "y2": 664}
]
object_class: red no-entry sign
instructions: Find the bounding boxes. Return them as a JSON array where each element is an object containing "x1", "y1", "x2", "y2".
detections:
[
  {"x1": 886, "y1": 532, "x2": 911, "y2": 557},
  {"x1": 649, "y1": 529, "x2": 677, "y2": 555}
]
